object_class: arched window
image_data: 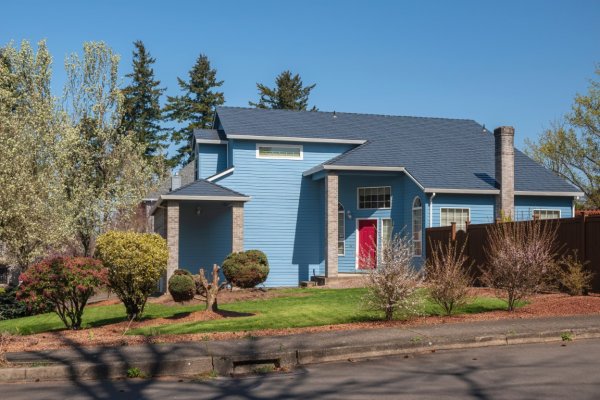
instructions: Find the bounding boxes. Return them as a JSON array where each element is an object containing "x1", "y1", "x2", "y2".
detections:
[
  {"x1": 412, "y1": 197, "x2": 423, "y2": 256},
  {"x1": 338, "y1": 203, "x2": 345, "y2": 256}
]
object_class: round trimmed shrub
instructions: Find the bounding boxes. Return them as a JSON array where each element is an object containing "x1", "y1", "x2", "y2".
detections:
[
  {"x1": 222, "y1": 250, "x2": 269, "y2": 289},
  {"x1": 168, "y1": 271, "x2": 196, "y2": 302}
]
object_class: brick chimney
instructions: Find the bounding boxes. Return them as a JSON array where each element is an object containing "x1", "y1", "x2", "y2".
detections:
[{"x1": 494, "y1": 126, "x2": 515, "y2": 219}]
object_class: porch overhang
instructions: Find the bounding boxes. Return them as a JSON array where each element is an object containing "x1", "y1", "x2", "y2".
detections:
[{"x1": 150, "y1": 194, "x2": 250, "y2": 216}]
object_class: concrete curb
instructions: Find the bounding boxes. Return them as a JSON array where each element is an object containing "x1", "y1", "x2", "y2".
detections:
[{"x1": 2, "y1": 326, "x2": 600, "y2": 383}]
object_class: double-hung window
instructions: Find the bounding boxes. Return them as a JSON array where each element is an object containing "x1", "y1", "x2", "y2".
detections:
[
  {"x1": 358, "y1": 187, "x2": 391, "y2": 209},
  {"x1": 412, "y1": 197, "x2": 423, "y2": 256},
  {"x1": 440, "y1": 208, "x2": 470, "y2": 231},
  {"x1": 532, "y1": 209, "x2": 561, "y2": 220},
  {"x1": 338, "y1": 203, "x2": 345, "y2": 256}
]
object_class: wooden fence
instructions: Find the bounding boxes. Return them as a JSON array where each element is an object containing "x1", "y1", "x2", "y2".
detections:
[{"x1": 425, "y1": 214, "x2": 600, "y2": 292}]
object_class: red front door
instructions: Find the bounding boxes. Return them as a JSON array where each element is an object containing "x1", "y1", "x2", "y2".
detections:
[{"x1": 358, "y1": 219, "x2": 377, "y2": 269}]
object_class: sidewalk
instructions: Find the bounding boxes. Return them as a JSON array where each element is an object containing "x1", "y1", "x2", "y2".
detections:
[{"x1": 2, "y1": 314, "x2": 600, "y2": 382}]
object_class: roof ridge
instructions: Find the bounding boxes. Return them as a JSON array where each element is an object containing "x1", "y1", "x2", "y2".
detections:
[
  {"x1": 323, "y1": 141, "x2": 373, "y2": 165},
  {"x1": 216, "y1": 106, "x2": 476, "y2": 123}
]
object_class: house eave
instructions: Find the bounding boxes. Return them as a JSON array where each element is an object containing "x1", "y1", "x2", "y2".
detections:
[
  {"x1": 206, "y1": 167, "x2": 235, "y2": 182},
  {"x1": 303, "y1": 164, "x2": 406, "y2": 176},
  {"x1": 514, "y1": 190, "x2": 584, "y2": 197},
  {"x1": 227, "y1": 134, "x2": 366, "y2": 145},
  {"x1": 195, "y1": 139, "x2": 228, "y2": 144},
  {"x1": 150, "y1": 194, "x2": 251, "y2": 215},
  {"x1": 423, "y1": 188, "x2": 500, "y2": 195}
]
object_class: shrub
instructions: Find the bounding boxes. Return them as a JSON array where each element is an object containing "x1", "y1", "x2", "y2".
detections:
[
  {"x1": 481, "y1": 220, "x2": 558, "y2": 311},
  {"x1": 168, "y1": 271, "x2": 196, "y2": 302},
  {"x1": 17, "y1": 257, "x2": 107, "y2": 330},
  {"x1": 0, "y1": 286, "x2": 29, "y2": 321},
  {"x1": 361, "y1": 235, "x2": 423, "y2": 320},
  {"x1": 222, "y1": 250, "x2": 269, "y2": 289},
  {"x1": 556, "y1": 252, "x2": 593, "y2": 296},
  {"x1": 425, "y1": 239, "x2": 473, "y2": 316},
  {"x1": 95, "y1": 231, "x2": 168, "y2": 321}
]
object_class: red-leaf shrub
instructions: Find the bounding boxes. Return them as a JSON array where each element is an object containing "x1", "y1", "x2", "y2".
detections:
[{"x1": 18, "y1": 257, "x2": 108, "y2": 330}]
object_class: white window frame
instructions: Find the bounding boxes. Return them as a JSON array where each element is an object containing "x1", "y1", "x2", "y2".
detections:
[
  {"x1": 381, "y1": 218, "x2": 393, "y2": 249},
  {"x1": 412, "y1": 197, "x2": 423, "y2": 257},
  {"x1": 356, "y1": 186, "x2": 392, "y2": 210},
  {"x1": 338, "y1": 203, "x2": 345, "y2": 256},
  {"x1": 256, "y1": 143, "x2": 303, "y2": 160},
  {"x1": 439, "y1": 207, "x2": 471, "y2": 231},
  {"x1": 532, "y1": 209, "x2": 561, "y2": 220}
]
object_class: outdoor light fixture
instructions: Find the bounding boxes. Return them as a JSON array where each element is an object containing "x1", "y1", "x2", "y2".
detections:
[
  {"x1": 346, "y1": 210, "x2": 352, "y2": 220},
  {"x1": 196, "y1": 207, "x2": 202, "y2": 216}
]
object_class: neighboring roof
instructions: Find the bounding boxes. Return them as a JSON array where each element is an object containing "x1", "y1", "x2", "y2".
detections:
[
  {"x1": 215, "y1": 107, "x2": 582, "y2": 195},
  {"x1": 144, "y1": 162, "x2": 195, "y2": 201}
]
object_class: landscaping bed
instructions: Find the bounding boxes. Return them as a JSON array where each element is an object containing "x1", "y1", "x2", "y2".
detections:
[{"x1": 1, "y1": 287, "x2": 599, "y2": 354}]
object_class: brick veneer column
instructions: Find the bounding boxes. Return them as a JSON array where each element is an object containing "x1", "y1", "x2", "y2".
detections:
[
  {"x1": 231, "y1": 202, "x2": 244, "y2": 253},
  {"x1": 166, "y1": 200, "x2": 179, "y2": 283},
  {"x1": 325, "y1": 172, "x2": 339, "y2": 277},
  {"x1": 494, "y1": 126, "x2": 515, "y2": 219}
]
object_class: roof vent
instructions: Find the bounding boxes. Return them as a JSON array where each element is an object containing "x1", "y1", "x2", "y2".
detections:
[{"x1": 333, "y1": 111, "x2": 337, "y2": 119}]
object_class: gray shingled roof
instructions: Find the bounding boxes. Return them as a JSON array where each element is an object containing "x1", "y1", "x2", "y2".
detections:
[
  {"x1": 163, "y1": 179, "x2": 249, "y2": 199},
  {"x1": 193, "y1": 129, "x2": 226, "y2": 141},
  {"x1": 215, "y1": 107, "x2": 580, "y2": 194}
]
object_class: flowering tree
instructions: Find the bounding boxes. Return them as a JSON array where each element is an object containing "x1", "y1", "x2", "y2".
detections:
[
  {"x1": 0, "y1": 40, "x2": 71, "y2": 269},
  {"x1": 61, "y1": 42, "x2": 155, "y2": 256},
  {"x1": 18, "y1": 257, "x2": 108, "y2": 329},
  {"x1": 361, "y1": 235, "x2": 423, "y2": 321}
]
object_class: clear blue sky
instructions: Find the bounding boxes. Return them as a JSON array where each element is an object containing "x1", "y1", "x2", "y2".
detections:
[{"x1": 2, "y1": 0, "x2": 599, "y2": 150}]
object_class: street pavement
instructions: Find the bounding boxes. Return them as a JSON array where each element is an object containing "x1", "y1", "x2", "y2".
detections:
[{"x1": 1, "y1": 338, "x2": 599, "y2": 399}]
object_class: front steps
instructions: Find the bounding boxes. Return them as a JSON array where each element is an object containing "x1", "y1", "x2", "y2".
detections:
[{"x1": 300, "y1": 274, "x2": 366, "y2": 288}]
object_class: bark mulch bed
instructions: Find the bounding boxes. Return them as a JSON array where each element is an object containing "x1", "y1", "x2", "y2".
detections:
[{"x1": 2, "y1": 290, "x2": 600, "y2": 354}]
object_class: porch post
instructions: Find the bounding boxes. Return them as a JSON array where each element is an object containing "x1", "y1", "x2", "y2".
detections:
[
  {"x1": 166, "y1": 200, "x2": 179, "y2": 283},
  {"x1": 325, "y1": 172, "x2": 339, "y2": 277},
  {"x1": 231, "y1": 202, "x2": 244, "y2": 253}
]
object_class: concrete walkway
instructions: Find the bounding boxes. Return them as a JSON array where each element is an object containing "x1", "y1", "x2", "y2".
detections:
[{"x1": 2, "y1": 314, "x2": 600, "y2": 382}]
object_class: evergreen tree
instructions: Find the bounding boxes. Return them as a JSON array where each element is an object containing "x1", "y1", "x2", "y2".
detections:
[
  {"x1": 164, "y1": 54, "x2": 224, "y2": 166},
  {"x1": 121, "y1": 40, "x2": 167, "y2": 168},
  {"x1": 249, "y1": 70, "x2": 316, "y2": 111}
]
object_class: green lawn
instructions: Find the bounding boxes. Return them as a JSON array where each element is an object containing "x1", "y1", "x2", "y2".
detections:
[{"x1": 0, "y1": 288, "x2": 511, "y2": 336}]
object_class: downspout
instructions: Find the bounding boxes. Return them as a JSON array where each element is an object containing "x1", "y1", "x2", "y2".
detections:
[{"x1": 429, "y1": 192, "x2": 436, "y2": 227}]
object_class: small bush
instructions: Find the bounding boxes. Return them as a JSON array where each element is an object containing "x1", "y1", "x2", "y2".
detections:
[
  {"x1": 361, "y1": 235, "x2": 423, "y2": 320},
  {"x1": 95, "y1": 231, "x2": 168, "y2": 321},
  {"x1": 168, "y1": 272, "x2": 196, "y2": 302},
  {"x1": 0, "y1": 287, "x2": 29, "y2": 321},
  {"x1": 222, "y1": 250, "x2": 269, "y2": 289},
  {"x1": 17, "y1": 257, "x2": 107, "y2": 330},
  {"x1": 557, "y1": 253, "x2": 593, "y2": 296},
  {"x1": 425, "y1": 240, "x2": 473, "y2": 316},
  {"x1": 481, "y1": 220, "x2": 558, "y2": 311},
  {"x1": 0, "y1": 288, "x2": 4, "y2": 295}
]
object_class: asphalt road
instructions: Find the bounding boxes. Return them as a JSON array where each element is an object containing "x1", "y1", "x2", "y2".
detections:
[{"x1": 2, "y1": 339, "x2": 600, "y2": 399}]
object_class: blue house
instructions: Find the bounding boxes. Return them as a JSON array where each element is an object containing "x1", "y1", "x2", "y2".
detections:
[{"x1": 151, "y1": 107, "x2": 583, "y2": 287}]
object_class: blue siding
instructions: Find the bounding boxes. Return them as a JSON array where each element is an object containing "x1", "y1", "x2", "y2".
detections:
[
  {"x1": 515, "y1": 196, "x2": 573, "y2": 220},
  {"x1": 197, "y1": 144, "x2": 227, "y2": 179},
  {"x1": 179, "y1": 202, "x2": 232, "y2": 274},
  {"x1": 216, "y1": 141, "x2": 354, "y2": 286},
  {"x1": 431, "y1": 194, "x2": 496, "y2": 226}
]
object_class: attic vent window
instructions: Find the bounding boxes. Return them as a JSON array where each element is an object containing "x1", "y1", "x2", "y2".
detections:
[{"x1": 256, "y1": 144, "x2": 303, "y2": 160}]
